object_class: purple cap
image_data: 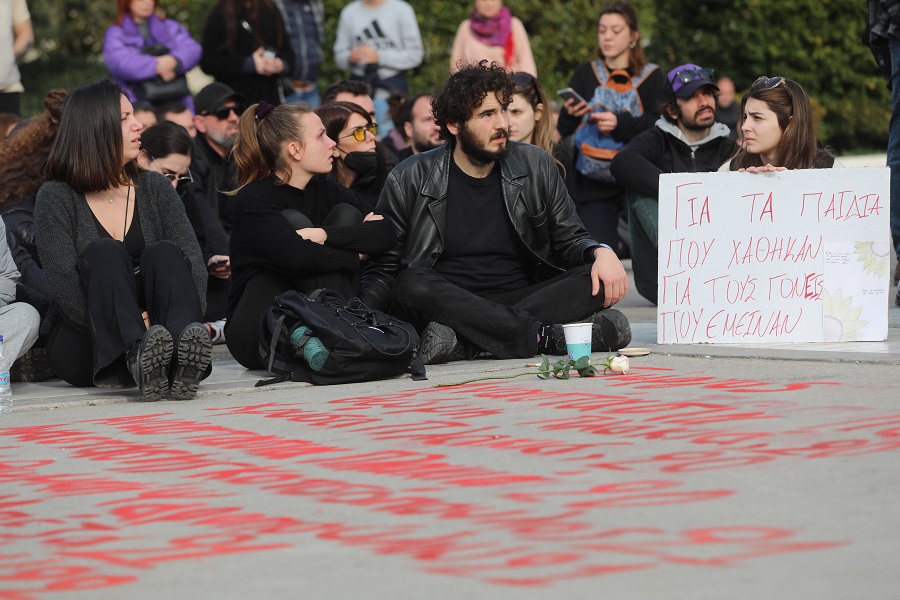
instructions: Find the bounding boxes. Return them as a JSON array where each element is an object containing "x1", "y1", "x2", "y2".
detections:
[{"x1": 667, "y1": 64, "x2": 718, "y2": 99}]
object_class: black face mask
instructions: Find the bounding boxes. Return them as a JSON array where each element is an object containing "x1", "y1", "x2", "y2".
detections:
[{"x1": 341, "y1": 151, "x2": 378, "y2": 177}]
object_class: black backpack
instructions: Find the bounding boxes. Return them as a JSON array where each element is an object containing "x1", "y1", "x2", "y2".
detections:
[{"x1": 257, "y1": 288, "x2": 426, "y2": 386}]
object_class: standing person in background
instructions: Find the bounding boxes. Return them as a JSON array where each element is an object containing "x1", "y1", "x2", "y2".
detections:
[
  {"x1": 34, "y1": 81, "x2": 211, "y2": 401},
  {"x1": 333, "y1": 0, "x2": 424, "y2": 136},
  {"x1": 450, "y1": 0, "x2": 536, "y2": 76},
  {"x1": 0, "y1": 0, "x2": 33, "y2": 115},
  {"x1": 103, "y1": 0, "x2": 201, "y2": 111},
  {"x1": 273, "y1": 0, "x2": 326, "y2": 107},
  {"x1": 556, "y1": 0, "x2": 664, "y2": 254},
  {"x1": 201, "y1": 0, "x2": 295, "y2": 106},
  {"x1": 866, "y1": 0, "x2": 900, "y2": 300}
]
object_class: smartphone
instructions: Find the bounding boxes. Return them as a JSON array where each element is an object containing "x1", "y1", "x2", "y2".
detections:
[
  {"x1": 207, "y1": 259, "x2": 228, "y2": 272},
  {"x1": 557, "y1": 87, "x2": 587, "y2": 105}
]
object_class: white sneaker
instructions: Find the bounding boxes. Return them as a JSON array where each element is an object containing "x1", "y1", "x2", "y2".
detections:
[{"x1": 206, "y1": 319, "x2": 226, "y2": 345}]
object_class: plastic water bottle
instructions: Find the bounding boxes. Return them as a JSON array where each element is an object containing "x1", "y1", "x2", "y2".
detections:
[{"x1": 0, "y1": 335, "x2": 11, "y2": 414}]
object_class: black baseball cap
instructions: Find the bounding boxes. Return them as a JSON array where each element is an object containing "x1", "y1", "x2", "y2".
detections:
[{"x1": 194, "y1": 82, "x2": 246, "y2": 116}]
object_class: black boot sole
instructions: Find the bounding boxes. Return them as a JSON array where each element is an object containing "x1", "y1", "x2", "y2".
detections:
[
  {"x1": 170, "y1": 323, "x2": 212, "y2": 400},
  {"x1": 134, "y1": 326, "x2": 173, "y2": 402}
]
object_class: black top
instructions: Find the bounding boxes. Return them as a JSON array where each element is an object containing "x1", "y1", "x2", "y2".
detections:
[
  {"x1": 90, "y1": 197, "x2": 146, "y2": 264},
  {"x1": 434, "y1": 161, "x2": 530, "y2": 294},
  {"x1": 227, "y1": 176, "x2": 396, "y2": 319}
]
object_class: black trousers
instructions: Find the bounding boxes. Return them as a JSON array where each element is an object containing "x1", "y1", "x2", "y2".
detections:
[
  {"x1": 47, "y1": 239, "x2": 204, "y2": 387},
  {"x1": 226, "y1": 204, "x2": 362, "y2": 370},
  {"x1": 389, "y1": 264, "x2": 606, "y2": 359}
]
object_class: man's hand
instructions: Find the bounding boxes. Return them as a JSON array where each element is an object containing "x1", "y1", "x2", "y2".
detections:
[
  {"x1": 349, "y1": 44, "x2": 379, "y2": 65},
  {"x1": 590, "y1": 246, "x2": 627, "y2": 307},
  {"x1": 363, "y1": 212, "x2": 384, "y2": 222}
]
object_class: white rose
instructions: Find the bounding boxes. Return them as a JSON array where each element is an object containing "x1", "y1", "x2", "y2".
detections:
[{"x1": 607, "y1": 355, "x2": 629, "y2": 374}]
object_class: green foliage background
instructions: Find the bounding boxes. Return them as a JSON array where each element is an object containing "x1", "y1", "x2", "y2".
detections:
[{"x1": 22, "y1": 0, "x2": 889, "y2": 152}]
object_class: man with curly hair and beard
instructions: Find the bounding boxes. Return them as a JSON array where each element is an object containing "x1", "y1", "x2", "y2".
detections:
[{"x1": 361, "y1": 61, "x2": 632, "y2": 365}]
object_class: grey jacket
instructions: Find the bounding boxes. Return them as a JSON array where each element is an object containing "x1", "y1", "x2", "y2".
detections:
[
  {"x1": 34, "y1": 171, "x2": 206, "y2": 330},
  {"x1": 0, "y1": 218, "x2": 20, "y2": 307},
  {"x1": 361, "y1": 141, "x2": 601, "y2": 309}
]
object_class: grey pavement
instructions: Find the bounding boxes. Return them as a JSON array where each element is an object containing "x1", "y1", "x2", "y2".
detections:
[{"x1": 2, "y1": 255, "x2": 900, "y2": 599}]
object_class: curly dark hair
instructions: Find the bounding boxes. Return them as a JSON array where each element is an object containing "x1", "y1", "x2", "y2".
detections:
[
  {"x1": 0, "y1": 89, "x2": 67, "y2": 206},
  {"x1": 432, "y1": 60, "x2": 514, "y2": 141}
]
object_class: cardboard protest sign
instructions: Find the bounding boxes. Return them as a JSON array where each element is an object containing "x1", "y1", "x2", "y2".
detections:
[{"x1": 657, "y1": 168, "x2": 889, "y2": 344}]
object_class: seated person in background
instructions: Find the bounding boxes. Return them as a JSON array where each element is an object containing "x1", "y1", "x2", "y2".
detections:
[
  {"x1": 381, "y1": 91, "x2": 409, "y2": 160},
  {"x1": 715, "y1": 75, "x2": 739, "y2": 136},
  {"x1": 35, "y1": 80, "x2": 211, "y2": 401},
  {"x1": 190, "y1": 82, "x2": 244, "y2": 235},
  {"x1": 611, "y1": 64, "x2": 736, "y2": 304},
  {"x1": 137, "y1": 121, "x2": 230, "y2": 342},
  {"x1": 322, "y1": 80, "x2": 377, "y2": 125},
  {"x1": 225, "y1": 101, "x2": 395, "y2": 370},
  {"x1": 361, "y1": 61, "x2": 631, "y2": 365},
  {"x1": 133, "y1": 101, "x2": 158, "y2": 128},
  {"x1": 157, "y1": 100, "x2": 197, "y2": 137},
  {"x1": 315, "y1": 101, "x2": 394, "y2": 209},
  {"x1": 395, "y1": 92, "x2": 443, "y2": 161},
  {"x1": 722, "y1": 76, "x2": 835, "y2": 172}
]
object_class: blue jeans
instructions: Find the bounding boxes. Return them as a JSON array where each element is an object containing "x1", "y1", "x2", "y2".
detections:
[
  {"x1": 283, "y1": 84, "x2": 321, "y2": 109},
  {"x1": 888, "y1": 36, "x2": 900, "y2": 260}
]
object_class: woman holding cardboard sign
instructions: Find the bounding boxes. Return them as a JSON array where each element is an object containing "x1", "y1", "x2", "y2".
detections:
[{"x1": 723, "y1": 76, "x2": 835, "y2": 172}]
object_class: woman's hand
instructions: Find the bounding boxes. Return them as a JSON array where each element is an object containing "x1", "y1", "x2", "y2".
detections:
[
  {"x1": 155, "y1": 55, "x2": 178, "y2": 80},
  {"x1": 592, "y1": 111, "x2": 618, "y2": 134},
  {"x1": 297, "y1": 227, "x2": 328, "y2": 244},
  {"x1": 141, "y1": 311, "x2": 151, "y2": 330},
  {"x1": 251, "y1": 47, "x2": 283, "y2": 76},
  {"x1": 563, "y1": 97, "x2": 590, "y2": 118},
  {"x1": 207, "y1": 255, "x2": 231, "y2": 280},
  {"x1": 738, "y1": 164, "x2": 787, "y2": 173}
]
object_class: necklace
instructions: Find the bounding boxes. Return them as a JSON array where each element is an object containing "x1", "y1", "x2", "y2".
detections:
[{"x1": 122, "y1": 183, "x2": 131, "y2": 240}]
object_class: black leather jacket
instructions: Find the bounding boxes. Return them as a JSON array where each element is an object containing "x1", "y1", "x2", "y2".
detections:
[{"x1": 361, "y1": 142, "x2": 601, "y2": 309}]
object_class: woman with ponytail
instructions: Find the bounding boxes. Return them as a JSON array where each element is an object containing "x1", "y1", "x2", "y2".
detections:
[{"x1": 225, "y1": 101, "x2": 396, "y2": 369}]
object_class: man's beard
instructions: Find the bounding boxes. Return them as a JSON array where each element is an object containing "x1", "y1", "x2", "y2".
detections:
[
  {"x1": 412, "y1": 131, "x2": 442, "y2": 154},
  {"x1": 456, "y1": 121, "x2": 509, "y2": 166},
  {"x1": 207, "y1": 129, "x2": 236, "y2": 150},
  {"x1": 679, "y1": 106, "x2": 717, "y2": 132}
]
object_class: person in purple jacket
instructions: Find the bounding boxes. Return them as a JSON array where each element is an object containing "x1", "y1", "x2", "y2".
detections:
[{"x1": 102, "y1": 0, "x2": 201, "y2": 111}]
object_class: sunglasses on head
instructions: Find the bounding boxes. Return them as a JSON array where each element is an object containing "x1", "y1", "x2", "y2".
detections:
[
  {"x1": 671, "y1": 68, "x2": 715, "y2": 86},
  {"x1": 751, "y1": 76, "x2": 786, "y2": 90},
  {"x1": 512, "y1": 71, "x2": 541, "y2": 107},
  {"x1": 202, "y1": 105, "x2": 245, "y2": 120},
  {"x1": 340, "y1": 123, "x2": 378, "y2": 142}
]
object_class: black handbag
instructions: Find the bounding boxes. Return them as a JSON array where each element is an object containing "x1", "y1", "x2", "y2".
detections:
[{"x1": 132, "y1": 43, "x2": 190, "y2": 104}]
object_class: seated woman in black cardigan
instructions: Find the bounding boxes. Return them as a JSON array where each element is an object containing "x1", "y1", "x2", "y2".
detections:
[
  {"x1": 225, "y1": 100, "x2": 396, "y2": 369},
  {"x1": 35, "y1": 80, "x2": 212, "y2": 401}
]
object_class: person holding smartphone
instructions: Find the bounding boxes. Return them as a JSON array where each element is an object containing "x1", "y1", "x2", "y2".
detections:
[
  {"x1": 556, "y1": 0, "x2": 664, "y2": 253},
  {"x1": 200, "y1": 0, "x2": 295, "y2": 105}
]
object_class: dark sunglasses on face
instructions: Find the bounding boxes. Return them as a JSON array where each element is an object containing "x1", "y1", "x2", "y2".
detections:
[
  {"x1": 202, "y1": 105, "x2": 245, "y2": 120},
  {"x1": 340, "y1": 123, "x2": 378, "y2": 142}
]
